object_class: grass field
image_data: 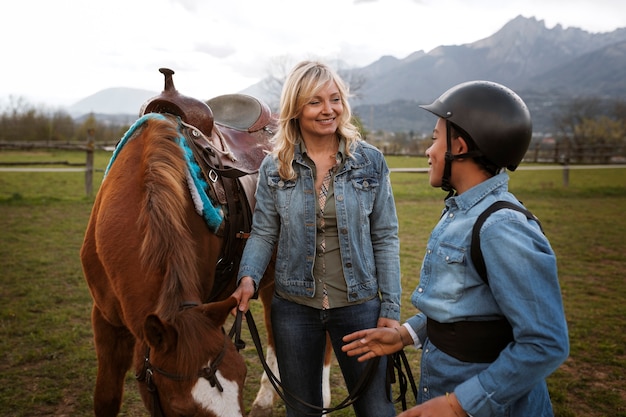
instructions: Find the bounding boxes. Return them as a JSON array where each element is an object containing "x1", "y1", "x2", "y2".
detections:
[{"x1": 1, "y1": 149, "x2": 625, "y2": 416}]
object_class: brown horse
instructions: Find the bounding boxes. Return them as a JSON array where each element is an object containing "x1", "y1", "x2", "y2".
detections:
[
  {"x1": 80, "y1": 69, "x2": 332, "y2": 417},
  {"x1": 80, "y1": 112, "x2": 250, "y2": 416}
]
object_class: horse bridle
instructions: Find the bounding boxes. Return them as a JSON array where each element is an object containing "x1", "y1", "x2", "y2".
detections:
[
  {"x1": 134, "y1": 306, "x2": 418, "y2": 417},
  {"x1": 135, "y1": 305, "x2": 231, "y2": 417}
]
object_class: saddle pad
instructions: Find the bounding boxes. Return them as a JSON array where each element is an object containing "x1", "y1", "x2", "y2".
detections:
[{"x1": 104, "y1": 113, "x2": 224, "y2": 233}]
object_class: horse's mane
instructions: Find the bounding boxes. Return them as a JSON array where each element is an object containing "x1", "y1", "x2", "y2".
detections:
[{"x1": 137, "y1": 118, "x2": 202, "y2": 320}]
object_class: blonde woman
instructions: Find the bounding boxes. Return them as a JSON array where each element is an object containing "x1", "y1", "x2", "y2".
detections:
[{"x1": 232, "y1": 61, "x2": 401, "y2": 417}]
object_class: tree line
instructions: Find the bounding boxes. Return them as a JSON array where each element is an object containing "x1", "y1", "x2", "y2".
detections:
[
  {"x1": 0, "y1": 96, "x2": 127, "y2": 145},
  {"x1": 1, "y1": 94, "x2": 625, "y2": 164},
  {"x1": 365, "y1": 97, "x2": 626, "y2": 164},
  {"x1": 551, "y1": 97, "x2": 626, "y2": 163}
]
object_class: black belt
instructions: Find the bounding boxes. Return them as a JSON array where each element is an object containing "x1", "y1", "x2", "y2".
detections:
[{"x1": 426, "y1": 317, "x2": 513, "y2": 363}]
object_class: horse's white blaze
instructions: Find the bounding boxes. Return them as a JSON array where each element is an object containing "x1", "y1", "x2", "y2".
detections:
[
  {"x1": 251, "y1": 345, "x2": 279, "y2": 410},
  {"x1": 192, "y1": 369, "x2": 243, "y2": 417}
]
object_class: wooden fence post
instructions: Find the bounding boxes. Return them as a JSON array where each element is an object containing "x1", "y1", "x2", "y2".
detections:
[
  {"x1": 561, "y1": 141, "x2": 570, "y2": 188},
  {"x1": 85, "y1": 129, "x2": 95, "y2": 196},
  {"x1": 562, "y1": 163, "x2": 570, "y2": 187}
]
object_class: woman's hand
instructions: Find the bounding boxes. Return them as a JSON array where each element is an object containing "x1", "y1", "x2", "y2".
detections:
[
  {"x1": 230, "y1": 276, "x2": 255, "y2": 314},
  {"x1": 397, "y1": 394, "x2": 466, "y2": 417},
  {"x1": 341, "y1": 326, "x2": 404, "y2": 362}
]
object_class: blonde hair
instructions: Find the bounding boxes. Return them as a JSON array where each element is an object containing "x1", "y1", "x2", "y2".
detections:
[{"x1": 271, "y1": 61, "x2": 361, "y2": 180}]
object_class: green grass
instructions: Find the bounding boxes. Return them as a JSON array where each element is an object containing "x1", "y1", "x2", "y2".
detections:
[{"x1": 1, "y1": 150, "x2": 625, "y2": 416}]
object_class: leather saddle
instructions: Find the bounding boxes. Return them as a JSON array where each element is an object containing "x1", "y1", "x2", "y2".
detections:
[
  {"x1": 140, "y1": 68, "x2": 276, "y2": 301},
  {"x1": 207, "y1": 93, "x2": 274, "y2": 133},
  {"x1": 141, "y1": 68, "x2": 275, "y2": 179}
]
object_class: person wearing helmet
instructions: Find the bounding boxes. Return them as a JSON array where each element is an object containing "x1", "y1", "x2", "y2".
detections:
[{"x1": 343, "y1": 81, "x2": 569, "y2": 417}]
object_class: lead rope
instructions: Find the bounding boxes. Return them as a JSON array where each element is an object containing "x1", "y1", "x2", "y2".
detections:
[
  {"x1": 229, "y1": 310, "x2": 418, "y2": 413},
  {"x1": 387, "y1": 348, "x2": 418, "y2": 410},
  {"x1": 228, "y1": 309, "x2": 246, "y2": 351},
  {"x1": 229, "y1": 309, "x2": 379, "y2": 415}
]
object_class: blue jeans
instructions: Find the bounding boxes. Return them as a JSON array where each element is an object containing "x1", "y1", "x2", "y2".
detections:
[{"x1": 271, "y1": 295, "x2": 395, "y2": 417}]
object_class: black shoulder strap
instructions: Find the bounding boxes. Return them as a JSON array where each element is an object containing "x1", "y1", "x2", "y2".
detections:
[{"x1": 471, "y1": 201, "x2": 543, "y2": 285}]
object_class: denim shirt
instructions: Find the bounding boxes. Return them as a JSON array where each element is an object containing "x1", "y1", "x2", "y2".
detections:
[
  {"x1": 237, "y1": 140, "x2": 401, "y2": 321},
  {"x1": 405, "y1": 173, "x2": 569, "y2": 417}
]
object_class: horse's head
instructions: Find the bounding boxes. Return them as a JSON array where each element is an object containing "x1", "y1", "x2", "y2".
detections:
[{"x1": 138, "y1": 297, "x2": 246, "y2": 417}]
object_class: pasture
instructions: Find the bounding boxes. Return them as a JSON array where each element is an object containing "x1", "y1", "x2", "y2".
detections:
[{"x1": 1, "y1": 149, "x2": 625, "y2": 416}]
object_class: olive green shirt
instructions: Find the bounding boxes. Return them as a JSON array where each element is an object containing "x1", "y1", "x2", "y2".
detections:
[{"x1": 279, "y1": 140, "x2": 350, "y2": 309}]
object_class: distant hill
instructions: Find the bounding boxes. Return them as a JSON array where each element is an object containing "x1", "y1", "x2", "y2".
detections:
[
  {"x1": 349, "y1": 15, "x2": 626, "y2": 133},
  {"x1": 68, "y1": 87, "x2": 158, "y2": 117},
  {"x1": 528, "y1": 40, "x2": 626, "y2": 97},
  {"x1": 351, "y1": 15, "x2": 626, "y2": 107},
  {"x1": 72, "y1": 16, "x2": 626, "y2": 134}
]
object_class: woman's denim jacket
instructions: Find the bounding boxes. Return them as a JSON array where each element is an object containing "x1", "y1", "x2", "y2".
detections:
[{"x1": 237, "y1": 140, "x2": 401, "y2": 321}]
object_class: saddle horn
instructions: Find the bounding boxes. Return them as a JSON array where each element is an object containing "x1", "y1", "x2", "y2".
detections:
[{"x1": 140, "y1": 68, "x2": 214, "y2": 137}]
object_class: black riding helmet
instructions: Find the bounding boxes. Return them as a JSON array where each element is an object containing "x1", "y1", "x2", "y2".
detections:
[{"x1": 419, "y1": 80, "x2": 532, "y2": 194}]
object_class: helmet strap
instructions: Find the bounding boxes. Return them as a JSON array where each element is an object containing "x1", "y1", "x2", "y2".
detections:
[
  {"x1": 441, "y1": 120, "x2": 455, "y2": 199},
  {"x1": 441, "y1": 120, "x2": 485, "y2": 200}
]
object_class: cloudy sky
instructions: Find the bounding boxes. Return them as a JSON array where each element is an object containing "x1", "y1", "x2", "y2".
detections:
[{"x1": 2, "y1": 0, "x2": 624, "y2": 108}]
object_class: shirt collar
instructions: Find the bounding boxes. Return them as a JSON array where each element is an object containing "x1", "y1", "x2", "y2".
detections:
[
  {"x1": 299, "y1": 137, "x2": 346, "y2": 164},
  {"x1": 445, "y1": 172, "x2": 510, "y2": 212}
]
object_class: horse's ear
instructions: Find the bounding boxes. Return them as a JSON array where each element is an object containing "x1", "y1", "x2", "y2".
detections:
[
  {"x1": 201, "y1": 297, "x2": 238, "y2": 327},
  {"x1": 144, "y1": 314, "x2": 177, "y2": 352}
]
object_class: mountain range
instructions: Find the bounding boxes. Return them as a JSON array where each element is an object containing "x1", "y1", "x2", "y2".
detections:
[{"x1": 71, "y1": 15, "x2": 626, "y2": 134}]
